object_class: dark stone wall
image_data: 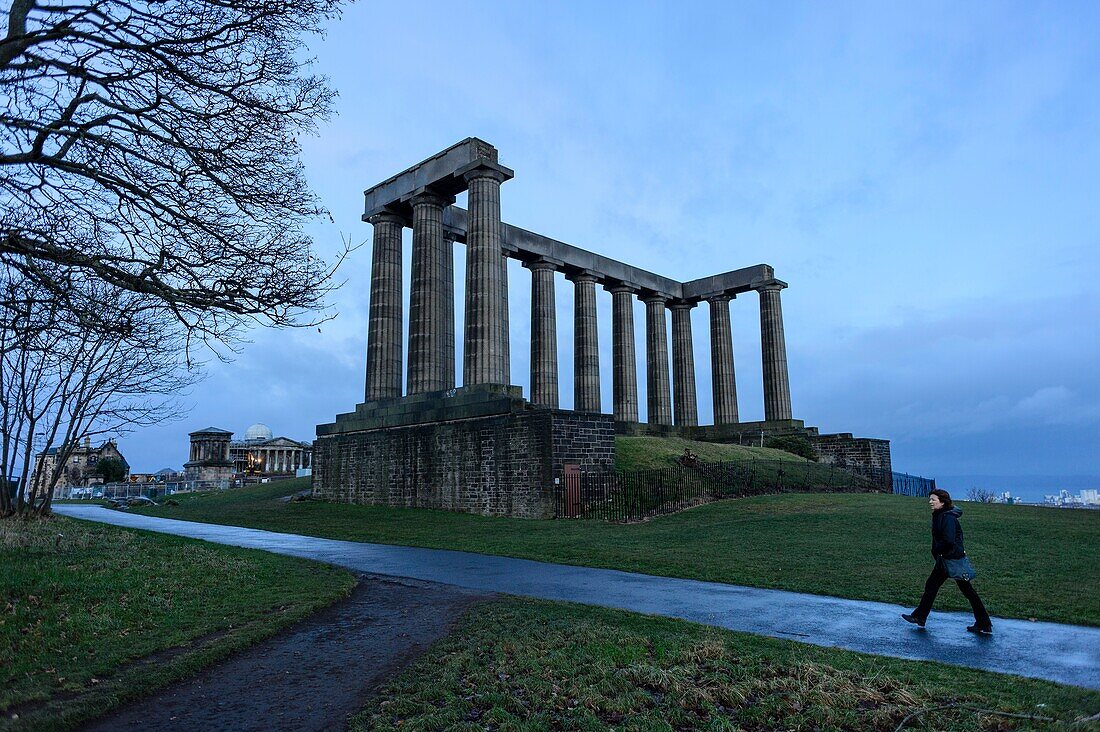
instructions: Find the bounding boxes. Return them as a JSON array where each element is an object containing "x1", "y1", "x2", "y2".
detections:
[
  {"x1": 312, "y1": 410, "x2": 614, "y2": 518},
  {"x1": 810, "y1": 433, "x2": 893, "y2": 491}
]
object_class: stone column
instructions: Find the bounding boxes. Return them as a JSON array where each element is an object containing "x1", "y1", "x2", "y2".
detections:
[
  {"x1": 607, "y1": 284, "x2": 639, "y2": 422},
  {"x1": 757, "y1": 279, "x2": 793, "y2": 421},
  {"x1": 524, "y1": 257, "x2": 559, "y2": 408},
  {"x1": 570, "y1": 271, "x2": 601, "y2": 412},
  {"x1": 364, "y1": 212, "x2": 404, "y2": 401},
  {"x1": 407, "y1": 191, "x2": 455, "y2": 394},
  {"x1": 670, "y1": 301, "x2": 699, "y2": 427},
  {"x1": 642, "y1": 294, "x2": 672, "y2": 425},
  {"x1": 708, "y1": 295, "x2": 739, "y2": 424},
  {"x1": 499, "y1": 248, "x2": 512, "y2": 385},
  {"x1": 462, "y1": 164, "x2": 512, "y2": 385}
]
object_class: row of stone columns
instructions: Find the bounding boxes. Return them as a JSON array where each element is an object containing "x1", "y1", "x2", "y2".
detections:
[
  {"x1": 527, "y1": 277, "x2": 792, "y2": 425},
  {"x1": 362, "y1": 165, "x2": 792, "y2": 424},
  {"x1": 258, "y1": 448, "x2": 309, "y2": 473}
]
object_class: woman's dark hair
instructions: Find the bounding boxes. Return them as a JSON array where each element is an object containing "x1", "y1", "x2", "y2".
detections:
[{"x1": 929, "y1": 488, "x2": 954, "y2": 509}]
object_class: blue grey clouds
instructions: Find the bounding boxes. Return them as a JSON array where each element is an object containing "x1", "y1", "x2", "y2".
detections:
[{"x1": 130, "y1": 2, "x2": 1100, "y2": 484}]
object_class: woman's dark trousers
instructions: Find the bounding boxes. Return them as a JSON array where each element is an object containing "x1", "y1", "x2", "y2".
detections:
[{"x1": 914, "y1": 560, "x2": 991, "y2": 626}]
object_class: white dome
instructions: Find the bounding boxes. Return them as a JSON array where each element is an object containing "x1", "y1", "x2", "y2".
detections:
[{"x1": 244, "y1": 423, "x2": 273, "y2": 442}]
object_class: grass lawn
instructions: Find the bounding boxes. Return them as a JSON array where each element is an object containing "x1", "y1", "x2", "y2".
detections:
[
  {"x1": 354, "y1": 598, "x2": 1100, "y2": 731},
  {"x1": 130, "y1": 479, "x2": 1100, "y2": 627},
  {"x1": 614, "y1": 436, "x2": 811, "y2": 471},
  {"x1": 1, "y1": 516, "x2": 356, "y2": 731}
]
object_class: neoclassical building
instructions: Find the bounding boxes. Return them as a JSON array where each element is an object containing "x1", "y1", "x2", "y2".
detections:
[
  {"x1": 185, "y1": 424, "x2": 312, "y2": 481},
  {"x1": 229, "y1": 424, "x2": 313, "y2": 475},
  {"x1": 313, "y1": 139, "x2": 892, "y2": 517}
]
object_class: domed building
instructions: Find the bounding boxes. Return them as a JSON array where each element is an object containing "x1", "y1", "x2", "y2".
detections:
[
  {"x1": 244, "y1": 423, "x2": 274, "y2": 442},
  {"x1": 230, "y1": 423, "x2": 312, "y2": 475},
  {"x1": 185, "y1": 424, "x2": 312, "y2": 480}
]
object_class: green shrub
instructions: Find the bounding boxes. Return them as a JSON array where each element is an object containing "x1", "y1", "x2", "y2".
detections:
[{"x1": 764, "y1": 436, "x2": 817, "y2": 461}]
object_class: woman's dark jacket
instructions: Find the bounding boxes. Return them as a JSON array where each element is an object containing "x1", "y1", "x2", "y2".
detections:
[{"x1": 931, "y1": 507, "x2": 966, "y2": 560}]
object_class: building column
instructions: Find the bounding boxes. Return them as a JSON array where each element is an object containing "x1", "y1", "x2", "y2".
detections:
[
  {"x1": 670, "y1": 301, "x2": 699, "y2": 426},
  {"x1": 524, "y1": 257, "x2": 559, "y2": 408},
  {"x1": 462, "y1": 164, "x2": 513, "y2": 385},
  {"x1": 606, "y1": 284, "x2": 639, "y2": 422},
  {"x1": 499, "y1": 248, "x2": 512, "y2": 385},
  {"x1": 642, "y1": 294, "x2": 672, "y2": 425},
  {"x1": 407, "y1": 191, "x2": 455, "y2": 394},
  {"x1": 570, "y1": 271, "x2": 601, "y2": 412},
  {"x1": 757, "y1": 279, "x2": 793, "y2": 421},
  {"x1": 364, "y1": 211, "x2": 404, "y2": 401},
  {"x1": 708, "y1": 295, "x2": 739, "y2": 424}
]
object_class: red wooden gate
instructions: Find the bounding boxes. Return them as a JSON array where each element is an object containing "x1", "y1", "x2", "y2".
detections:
[{"x1": 563, "y1": 464, "x2": 581, "y2": 518}]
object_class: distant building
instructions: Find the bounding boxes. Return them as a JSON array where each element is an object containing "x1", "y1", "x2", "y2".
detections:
[
  {"x1": 32, "y1": 438, "x2": 130, "y2": 497},
  {"x1": 183, "y1": 427, "x2": 234, "y2": 482},
  {"x1": 1043, "y1": 488, "x2": 1099, "y2": 508},
  {"x1": 184, "y1": 424, "x2": 312, "y2": 481},
  {"x1": 228, "y1": 424, "x2": 312, "y2": 475},
  {"x1": 154, "y1": 468, "x2": 183, "y2": 482}
]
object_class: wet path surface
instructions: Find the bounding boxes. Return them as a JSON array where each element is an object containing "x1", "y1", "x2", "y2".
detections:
[
  {"x1": 81, "y1": 575, "x2": 489, "y2": 732},
  {"x1": 56, "y1": 505, "x2": 1100, "y2": 690}
]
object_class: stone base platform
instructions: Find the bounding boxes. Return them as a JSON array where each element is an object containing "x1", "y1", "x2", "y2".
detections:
[{"x1": 313, "y1": 386, "x2": 614, "y2": 518}]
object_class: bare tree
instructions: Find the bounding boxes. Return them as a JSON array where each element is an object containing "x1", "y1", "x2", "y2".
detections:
[
  {"x1": 1, "y1": 0, "x2": 350, "y2": 344},
  {"x1": 967, "y1": 487, "x2": 998, "y2": 504},
  {"x1": 0, "y1": 275, "x2": 196, "y2": 517}
]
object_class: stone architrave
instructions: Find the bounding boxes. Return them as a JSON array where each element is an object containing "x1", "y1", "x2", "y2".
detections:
[
  {"x1": 407, "y1": 190, "x2": 456, "y2": 394},
  {"x1": 708, "y1": 294, "x2": 739, "y2": 424},
  {"x1": 669, "y1": 301, "x2": 698, "y2": 427},
  {"x1": 364, "y1": 211, "x2": 404, "y2": 401},
  {"x1": 524, "y1": 257, "x2": 560, "y2": 408},
  {"x1": 462, "y1": 164, "x2": 512, "y2": 386},
  {"x1": 642, "y1": 294, "x2": 672, "y2": 425},
  {"x1": 757, "y1": 279, "x2": 792, "y2": 421},
  {"x1": 570, "y1": 271, "x2": 601, "y2": 412},
  {"x1": 606, "y1": 283, "x2": 639, "y2": 422}
]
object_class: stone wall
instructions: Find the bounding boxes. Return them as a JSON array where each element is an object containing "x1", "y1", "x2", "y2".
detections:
[
  {"x1": 312, "y1": 409, "x2": 614, "y2": 519},
  {"x1": 810, "y1": 433, "x2": 893, "y2": 491}
]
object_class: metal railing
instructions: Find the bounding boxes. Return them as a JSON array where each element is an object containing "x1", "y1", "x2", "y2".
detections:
[
  {"x1": 57, "y1": 479, "x2": 230, "y2": 501},
  {"x1": 891, "y1": 471, "x2": 936, "y2": 498},
  {"x1": 556, "y1": 459, "x2": 876, "y2": 522}
]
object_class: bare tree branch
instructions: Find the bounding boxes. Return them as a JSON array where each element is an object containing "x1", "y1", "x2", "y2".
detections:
[
  {"x1": 1, "y1": 273, "x2": 198, "y2": 516},
  {"x1": 1, "y1": 0, "x2": 353, "y2": 344}
]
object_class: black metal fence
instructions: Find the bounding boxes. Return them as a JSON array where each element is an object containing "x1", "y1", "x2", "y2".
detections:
[
  {"x1": 891, "y1": 471, "x2": 937, "y2": 498},
  {"x1": 555, "y1": 459, "x2": 875, "y2": 522}
]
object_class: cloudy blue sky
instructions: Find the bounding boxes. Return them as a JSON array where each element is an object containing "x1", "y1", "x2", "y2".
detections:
[{"x1": 130, "y1": 1, "x2": 1099, "y2": 496}]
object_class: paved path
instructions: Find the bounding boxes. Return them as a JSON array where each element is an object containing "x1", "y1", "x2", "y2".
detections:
[
  {"x1": 82, "y1": 576, "x2": 489, "y2": 732},
  {"x1": 56, "y1": 505, "x2": 1100, "y2": 690}
]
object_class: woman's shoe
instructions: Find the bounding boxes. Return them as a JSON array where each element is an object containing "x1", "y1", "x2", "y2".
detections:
[
  {"x1": 966, "y1": 624, "x2": 993, "y2": 635},
  {"x1": 902, "y1": 613, "x2": 926, "y2": 627}
]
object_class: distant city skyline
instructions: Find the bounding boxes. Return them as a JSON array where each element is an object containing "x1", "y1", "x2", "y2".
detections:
[{"x1": 109, "y1": 2, "x2": 1098, "y2": 480}]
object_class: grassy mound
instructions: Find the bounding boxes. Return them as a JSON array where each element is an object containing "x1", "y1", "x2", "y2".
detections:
[{"x1": 614, "y1": 436, "x2": 812, "y2": 471}]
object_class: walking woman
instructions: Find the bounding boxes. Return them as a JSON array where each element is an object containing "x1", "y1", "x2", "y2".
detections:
[{"x1": 902, "y1": 488, "x2": 993, "y2": 634}]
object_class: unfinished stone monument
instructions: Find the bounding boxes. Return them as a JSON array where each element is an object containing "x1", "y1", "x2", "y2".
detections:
[{"x1": 313, "y1": 139, "x2": 890, "y2": 517}]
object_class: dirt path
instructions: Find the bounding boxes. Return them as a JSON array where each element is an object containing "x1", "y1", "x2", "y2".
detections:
[{"x1": 81, "y1": 575, "x2": 491, "y2": 732}]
